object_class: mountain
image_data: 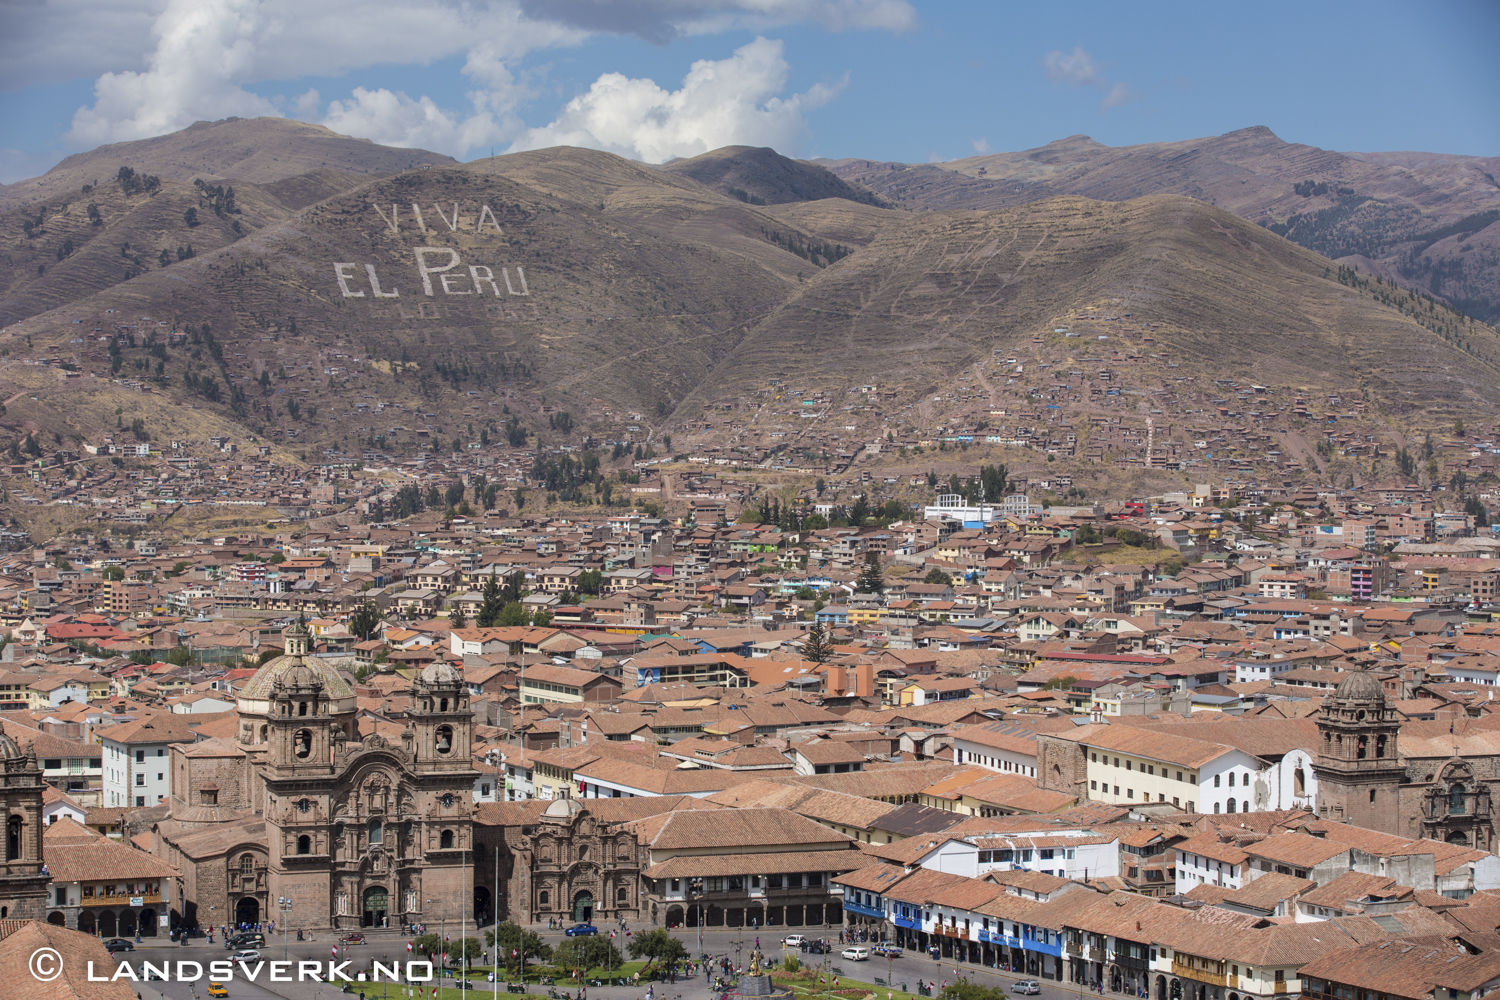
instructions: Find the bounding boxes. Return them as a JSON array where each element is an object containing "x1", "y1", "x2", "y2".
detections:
[
  {"x1": 1, "y1": 132, "x2": 1496, "y2": 483},
  {"x1": 821, "y1": 126, "x2": 1500, "y2": 323},
  {"x1": 0, "y1": 117, "x2": 455, "y2": 211},
  {"x1": 661, "y1": 145, "x2": 885, "y2": 207}
]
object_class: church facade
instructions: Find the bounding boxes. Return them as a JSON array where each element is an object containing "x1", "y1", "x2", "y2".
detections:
[
  {"x1": 154, "y1": 621, "x2": 480, "y2": 931},
  {"x1": 0, "y1": 733, "x2": 49, "y2": 921},
  {"x1": 1313, "y1": 669, "x2": 1498, "y2": 851}
]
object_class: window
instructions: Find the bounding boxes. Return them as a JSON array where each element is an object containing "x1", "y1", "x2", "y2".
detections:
[
  {"x1": 1091, "y1": 753, "x2": 1097, "y2": 762},
  {"x1": 241, "y1": 854, "x2": 254, "y2": 874},
  {"x1": 1227, "y1": 798, "x2": 1237, "y2": 813},
  {"x1": 1126, "y1": 760, "x2": 1132, "y2": 771},
  {"x1": 1127, "y1": 789, "x2": 1134, "y2": 799},
  {"x1": 1370, "y1": 789, "x2": 1377, "y2": 804},
  {"x1": 1090, "y1": 780, "x2": 1098, "y2": 790},
  {"x1": 1147, "y1": 765, "x2": 1155, "y2": 776},
  {"x1": 136, "y1": 750, "x2": 145, "y2": 763},
  {"x1": 294, "y1": 729, "x2": 313, "y2": 758},
  {"x1": 436, "y1": 725, "x2": 454, "y2": 755},
  {"x1": 440, "y1": 829, "x2": 455, "y2": 849},
  {"x1": 1176, "y1": 771, "x2": 1183, "y2": 782},
  {"x1": 539, "y1": 891, "x2": 549, "y2": 907},
  {"x1": 200, "y1": 789, "x2": 218, "y2": 805},
  {"x1": 1228, "y1": 773, "x2": 1236, "y2": 787},
  {"x1": 135, "y1": 796, "x2": 145, "y2": 807},
  {"x1": 369, "y1": 819, "x2": 383, "y2": 845},
  {"x1": 1039, "y1": 849, "x2": 1055, "y2": 860},
  {"x1": 135, "y1": 774, "x2": 145, "y2": 786},
  {"x1": 617, "y1": 887, "x2": 628, "y2": 903},
  {"x1": 297, "y1": 835, "x2": 311, "y2": 855},
  {"x1": 1214, "y1": 774, "x2": 1221, "y2": 787},
  {"x1": 1113, "y1": 757, "x2": 1120, "y2": 767}
]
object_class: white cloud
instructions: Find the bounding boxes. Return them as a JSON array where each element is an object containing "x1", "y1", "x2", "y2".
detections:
[
  {"x1": 1043, "y1": 46, "x2": 1103, "y2": 88},
  {"x1": 511, "y1": 37, "x2": 841, "y2": 163},
  {"x1": 1100, "y1": 81, "x2": 1139, "y2": 110},
  {"x1": 971, "y1": 137, "x2": 990, "y2": 154},
  {"x1": 1042, "y1": 45, "x2": 1138, "y2": 114},
  {"x1": 322, "y1": 87, "x2": 511, "y2": 155}
]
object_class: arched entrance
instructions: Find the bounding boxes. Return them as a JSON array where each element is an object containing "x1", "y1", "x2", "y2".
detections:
[
  {"x1": 474, "y1": 886, "x2": 492, "y2": 926},
  {"x1": 77, "y1": 910, "x2": 96, "y2": 934},
  {"x1": 118, "y1": 910, "x2": 137, "y2": 937},
  {"x1": 99, "y1": 910, "x2": 117, "y2": 938},
  {"x1": 363, "y1": 886, "x2": 389, "y2": 928},
  {"x1": 47, "y1": 911, "x2": 65, "y2": 926},
  {"x1": 236, "y1": 896, "x2": 260, "y2": 926},
  {"x1": 1156, "y1": 975, "x2": 1167, "y2": 1000},
  {"x1": 572, "y1": 890, "x2": 594, "y2": 924},
  {"x1": 665, "y1": 905, "x2": 684, "y2": 928},
  {"x1": 139, "y1": 908, "x2": 158, "y2": 936}
]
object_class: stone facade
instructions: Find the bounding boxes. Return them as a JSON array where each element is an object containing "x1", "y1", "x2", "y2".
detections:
[
  {"x1": 0, "y1": 734, "x2": 50, "y2": 921},
  {"x1": 152, "y1": 621, "x2": 479, "y2": 932}
]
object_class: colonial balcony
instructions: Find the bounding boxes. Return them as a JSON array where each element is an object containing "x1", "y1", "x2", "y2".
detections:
[
  {"x1": 1171, "y1": 959, "x2": 1234, "y2": 988},
  {"x1": 80, "y1": 890, "x2": 164, "y2": 907},
  {"x1": 933, "y1": 925, "x2": 970, "y2": 941}
]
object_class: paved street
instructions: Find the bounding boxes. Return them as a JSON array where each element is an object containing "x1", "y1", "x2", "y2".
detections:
[{"x1": 99, "y1": 926, "x2": 1096, "y2": 1000}]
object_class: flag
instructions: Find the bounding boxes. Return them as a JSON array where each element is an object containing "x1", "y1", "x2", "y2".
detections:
[
  {"x1": 408, "y1": 941, "x2": 414, "y2": 953},
  {"x1": 513, "y1": 949, "x2": 519, "y2": 958}
]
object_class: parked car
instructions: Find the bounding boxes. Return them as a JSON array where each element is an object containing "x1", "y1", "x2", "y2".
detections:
[
  {"x1": 225, "y1": 934, "x2": 265, "y2": 951},
  {"x1": 1012, "y1": 982, "x2": 1041, "y2": 995},
  {"x1": 841, "y1": 947, "x2": 871, "y2": 962},
  {"x1": 232, "y1": 949, "x2": 261, "y2": 962},
  {"x1": 565, "y1": 924, "x2": 598, "y2": 937},
  {"x1": 782, "y1": 935, "x2": 806, "y2": 949},
  {"x1": 103, "y1": 938, "x2": 134, "y2": 954},
  {"x1": 207, "y1": 984, "x2": 230, "y2": 998},
  {"x1": 340, "y1": 933, "x2": 367, "y2": 946}
]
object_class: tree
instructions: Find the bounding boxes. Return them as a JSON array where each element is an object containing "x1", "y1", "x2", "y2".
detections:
[
  {"x1": 183, "y1": 207, "x2": 198, "y2": 226},
  {"x1": 849, "y1": 493, "x2": 871, "y2": 525},
  {"x1": 1456, "y1": 419, "x2": 1467, "y2": 437},
  {"x1": 497, "y1": 602, "x2": 529, "y2": 626},
  {"x1": 349, "y1": 600, "x2": 381, "y2": 641},
  {"x1": 531, "y1": 608, "x2": 552, "y2": 627},
  {"x1": 477, "y1": 575, "x2": 505, "y2": 627},
  {"x1": 165, "y1": 645, "x2": 192, "y2": 667},
  {"x1": 627, "y1": 929, "x2": 688, "y2": 972},
  {"x1": 802, "y1": 620, "x2": 835, "y2": 664},
  {"x1": 448, "y1": 606, "x2": 468, "y2": 629},
  {"x1": 855, "y1": 550, "x2": 885, "y2": 594},
  {"x1": 102, "y1": 565, "x2": 125, "y2": 581},
  {"x1": 1467, "y1": 495, "x2": 1490, "y2": 528},
  {"x1": 814, "y1": 477, "x2": 826, "y2": 497},
  {"x1": 554, "y1": 936, "x2": 620, "y2": 975},
  {"x1": 923, "y1": 568, "x2": 954, "y2": 586},
  {"x1": 413, "y1": 933, "x2": 443, "y2": 960},
  {"x1": 445, "y1": 482, "x2": 464, "y2": 507},
  {"x1": 486, "y1": 922, "x2": 552, "y2": 975}
]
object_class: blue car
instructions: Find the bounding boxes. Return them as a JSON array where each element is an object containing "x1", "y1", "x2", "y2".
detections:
[{"x1": 565, "y1": 924, "x2": 598, "y2": 937}]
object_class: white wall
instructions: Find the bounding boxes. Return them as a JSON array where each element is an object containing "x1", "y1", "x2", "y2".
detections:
[
  {"x1": 953, "y1": 738, "x2": 1037, "y2": 777},
  {"x1": 103, "y1": 739, "x2": 172, "y2": 808},
  {"x1": 1174, "y1": 848, "x2": 1244, "y2": 895}
]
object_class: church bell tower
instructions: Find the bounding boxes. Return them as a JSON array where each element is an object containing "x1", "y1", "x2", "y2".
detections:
[{"x1": 1313, "y1": 669, "x2": 1405, "y2": 834}]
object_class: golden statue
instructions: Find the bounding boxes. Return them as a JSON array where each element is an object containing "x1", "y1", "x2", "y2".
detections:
[{"x1": 749, "y1": 950, "x2": 762, "y2": 977}]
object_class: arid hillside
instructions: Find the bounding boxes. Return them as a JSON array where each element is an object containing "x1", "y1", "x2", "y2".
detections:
[
  {"x1": 0, "y1": 117, "x2": 455, "y2": 211},
  {"x1": 823, "y1": 127, "x2": 1500, "y2": 324}
]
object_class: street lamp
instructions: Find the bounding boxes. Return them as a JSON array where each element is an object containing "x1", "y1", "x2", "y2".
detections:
[
  {"x1": 279, "y1": 897, "x2": 293, "y2": 961},
  {"x1": 690, "y1": 879, "x2": 705, "y2": 968}
]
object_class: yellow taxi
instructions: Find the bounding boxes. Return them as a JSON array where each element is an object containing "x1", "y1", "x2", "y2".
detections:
[{"x1": 207, "y1": 984, "x2": 230, "y2": 998}]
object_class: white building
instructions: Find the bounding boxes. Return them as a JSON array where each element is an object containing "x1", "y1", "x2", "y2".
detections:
[
  {"x1": 97, "y1": 714, "x2": 202, "y2": 809},
  {"x1": 952, "y1": 723, "x2": 1040, "y2": 777}
]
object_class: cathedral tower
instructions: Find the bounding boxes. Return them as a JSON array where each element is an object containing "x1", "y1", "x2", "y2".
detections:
[
  {"x1": 1313, "y1": 670, "x2": 1405, "y2": 833},
  {"x1": 0, "y1": 734, "x2": 50, "y2": 920}
]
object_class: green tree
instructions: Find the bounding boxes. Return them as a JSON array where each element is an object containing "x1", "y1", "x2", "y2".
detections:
[
  {"x1": 165, "y1": 645, "x2": 192, "y2": 667},
  {"x1": 477, "y1": 575, "x2": 505, "y2": 627},
  {"x1": 447, "y1": 936, "x2": 484, "y2": 970},
  {"x1": 849, "y1": 493, "x2": 871, "y2": 524},
  {"x1": 626, "y1": 929, "x2": 687, "y2": 972},
  {"x1": 1467, "y1": 496, "x2": 1490, "y2": 528},
  {"x1": 802, "y1": 620, "x2": 835, "y2": 664},
  {"x1": 855, "y1": 550, "x2": 885, "y2": 594},
  {"x1": 445, "y1": 482, "x2": 464, "y2": 507},
  {"x1": 448, "y1": 606, "x2": 468, "y2": 629},
  {"x1": 102, "y1": 565, "x2": 125, "y2": 581},
  {"x1": 1456, "y1": 419, "x2": 1467, "y2": 437},
  {"x1": 531, "y1": 608, "x2": 552, "y2": 627},
  {"x1": 554, "y1": 936, "x2": 620, "y2": 975},
  {"x1": 497, "y1": 602, "x2": 529, "y2": 626},
  {"x1": 923, "y1": 568, "x2": 954, "y2": 586},
  {"x1": 486, "y1": 922, "x2": 552, "y2": 975},
  {"x1": 349, "y1": 601, "x2": 381, "y2": 641},
  {"x1": 183, "y1": 207, "x2": 198, "y2": 226},
  {"x1": 413, "y1": 933, "x2": 443, "y2": 960},
  {"x1": 513, "y1": 487, "x2": 526, "y2": 511}
]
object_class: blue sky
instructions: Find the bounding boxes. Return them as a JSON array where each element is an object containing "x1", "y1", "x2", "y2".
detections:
[{"x1": 1, "y1": 0, "x2": 1497, "y2": 183}]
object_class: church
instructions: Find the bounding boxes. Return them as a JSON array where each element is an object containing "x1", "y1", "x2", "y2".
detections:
[
  {"x1": 153, "y1": 620, "x2": 479, "y2": 931},
  {"x1": 1313, "y1": 669, "x2": 1499, "y2": 851}
]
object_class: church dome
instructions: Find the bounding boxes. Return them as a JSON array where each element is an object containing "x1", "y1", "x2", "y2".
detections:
[
  {"x1": 418, "y1": 661, "x2": 463, "y2": 687},
  {"x1": 237, "y1": 652, "x2": 355, "y2": 704},
  {"x1": 0, "y1": 733, "x2": 22, "y2": 759},
  {"x1": 543, "y1": 798, "x2": 583, "y2": 819},
  {"x1": 1332, "y1": 670, "x2": 1385, "y2": 702}
]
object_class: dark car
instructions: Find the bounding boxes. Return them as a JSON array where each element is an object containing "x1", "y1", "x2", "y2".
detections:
[
  {"x1": 225, "y1": 933, "x2": 266, "y2": 951},
  {"x1": 339, "y1": 933, "x2": 367, "y2": 946},
  {"x1": 104, "y1": 938, "x2": 135, "y2": 953},
  {"x1": 565, "y1": 924, "x2": 598, "y2": 937}
]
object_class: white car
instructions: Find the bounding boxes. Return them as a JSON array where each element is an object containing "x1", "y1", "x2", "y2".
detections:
[
  {"x1": 841, "y1": 947, "x2": 870, "y2": 962},
  {"x1": 783, "y1": 935, "x2": 806, "y2": 948},
  {"x1": 232, "y1": 949, "x2": 262, "y2": 962}
]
